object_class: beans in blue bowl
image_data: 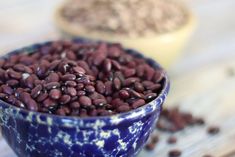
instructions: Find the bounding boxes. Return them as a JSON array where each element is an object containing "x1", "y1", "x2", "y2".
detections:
[
  {"x1": 0, "y1": 40, "x2": 164, "y2": 117},
  {"x1": 0, "y1": 39, "x2": 169, "y2": 157}
]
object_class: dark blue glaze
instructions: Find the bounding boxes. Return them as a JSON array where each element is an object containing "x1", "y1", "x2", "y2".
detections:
[{"x1": 0, "y1": 38, "x2": 170, "y2": 157}]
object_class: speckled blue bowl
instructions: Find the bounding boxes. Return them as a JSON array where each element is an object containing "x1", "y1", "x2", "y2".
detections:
[{"x1": 0, "y1": 38, "x2": 170, "y2": 157}]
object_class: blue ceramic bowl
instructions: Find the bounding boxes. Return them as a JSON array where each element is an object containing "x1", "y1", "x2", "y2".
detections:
[{"x1": 0, "y1": 38, "x2": 170, "y2": 157}]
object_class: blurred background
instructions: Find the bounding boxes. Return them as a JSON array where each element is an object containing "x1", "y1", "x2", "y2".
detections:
[{"x1": 0, "y1": 0, "x2": 235, "y2": 157}]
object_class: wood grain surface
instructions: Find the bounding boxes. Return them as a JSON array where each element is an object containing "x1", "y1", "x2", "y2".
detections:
[{"x1": 0, "y1": 0, "x2": 235, "y2": 157}]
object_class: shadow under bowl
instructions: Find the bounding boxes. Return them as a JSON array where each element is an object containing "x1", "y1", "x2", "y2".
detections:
[{"x1": 0, "y1": 38, "x2": 170, "y2": 157}]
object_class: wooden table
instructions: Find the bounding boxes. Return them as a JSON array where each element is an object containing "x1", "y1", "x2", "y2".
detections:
[{"x1": 0, "y1": 0, "x2": 235, "y2": 156}]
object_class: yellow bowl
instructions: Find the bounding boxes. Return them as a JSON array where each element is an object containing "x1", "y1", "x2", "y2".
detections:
[{"x1": 54, "y1": 4, "x2": 196, "y2": 68}]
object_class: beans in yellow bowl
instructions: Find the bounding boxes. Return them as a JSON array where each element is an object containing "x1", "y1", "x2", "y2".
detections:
[{"x1": 55, "y1": 0, "x2": 196, "y2": 68}]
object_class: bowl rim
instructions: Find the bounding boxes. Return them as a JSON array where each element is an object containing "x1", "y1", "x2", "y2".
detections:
[
  {"x1": 0, "y1": 38, "x2": 170, "y2": 126},
  {"x1": 54, "y1": 0, "x2": 196, "y2": 40}
]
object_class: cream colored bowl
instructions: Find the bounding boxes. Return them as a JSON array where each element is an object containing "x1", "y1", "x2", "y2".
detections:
[{"x1": 54, "y1": 5, "x2": 196, "y2": 68}]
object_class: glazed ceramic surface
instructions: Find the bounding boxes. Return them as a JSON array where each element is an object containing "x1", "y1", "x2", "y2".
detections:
[{"x1": 0, "y1": 39, "x2": 170, "y2": 157}]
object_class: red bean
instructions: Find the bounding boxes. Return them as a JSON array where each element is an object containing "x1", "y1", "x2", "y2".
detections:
[
  {"x1": 41, "y1": 46, "x2": 52, "y2": 54},
  {"x1": 97, "y1": 109, "x2": 112, "y2": 116},
  {"x1": 31, "y1": 85, "x2": 42, "y2": 98},
  {"x1": 62, "y1": 106, "x2": 71, "y2": 115},
  {"x1": 61, "y1": 74, "x2": 76, "y2": 81},
  {"x1": 70, "y1": 96, "x2": 78, "y2": 102},
  {"x1": 15, "y1": 100, "x2": 25, "y2": 108},
  {"x1": 73, "y1": 66, "x2": 85, "y2": 74},
  {"x1": 48, "y1": 60, "x2": 60, "y2": 71},
  {"x1": 144, "y1": 93, "x2": 157, "y2": 101},
  {"x1": 49, "y1": 89, "x2": 62, "y2": 99},
  {"x1": 27, "y1": 98, "x2": 38, "y2": 111},
  {"x1": 134, "y1": 82, "x2": 144, "y2": 92},
  {"x1": 7, "y1": 69, "x2": 22, "y2": 79},
  {"x1": 207, "y1": 126, "x2": 220, "y2": 135},
  {"x1": 76, "y1": 83, "x2": 84, "y2": 90},
  {"x1": 89, "y1": 109, "x2": 98, "y2": 116},
  {"x1": 85, "y1": 85, "x2": 95, "y2": 93},
  {"x1": 60, "y1": 95, "x2": 71, "y2": 104},
  {"x1": 37, "y1": 92, "x2": 48, "y2": 102},
  {"x1": 111, "y1": 98, "x2": 125, "y2": 108},
  {"x1": 70, "y1": 102, "x2": 80, "y2": 109},
  {"x1": 20, "y1": 92, "x2": 38, "y2": 111},
  {"x1": 79, "y1": 96, "x2": 92, "y2": 107},
  {"x1": 13, "y1": 64, "x2": 26, "y2": 72},
  {"x1": 104, "y1": 81, "x2": 113, "y2": 96},
  {"x1": 123, "y1": 68, "x2": 136, "y2": 77},
  {"x1": 23, "y1": 76, "x2": 33, "y2": 89},
  {"x1": 58, "y1": 62, "x2": 70, "y2": 73},
  {"x1": 0, "y1": 60, "x2": 5, "y2": 68},
  {"x1": 151, "y1": 135, "x2": 159, "y2": 144},
  {"x1": 96, "y1": 81, "x2": 106, "y2": 94},
  {"x1": 145, "y1": 143, "x2": 156, "y2": 151},
  {"x1": 93, "y1": 43, "x2": 107, "y2": 65},
  {"x1": 124, "y1": 77, "x2": 140, "y2": 86},
  {"x1": 66, "y1": 87, "x2": 77, "y2": 96},
  {"x1": 36, "y1": 64, "x2": 47, "y2": 78},
  {"x1": 46, "y1": 72, "x2": 60, "y2": 82},
  {"x1": 194, "y1": 118, "x2": 205, "y2": 125},
  {"x1": 66, "y1": 50, "x2": 76, "y2": 60},
  {"x1": 119, "y1": 90, "x2": 130, "y2": 99},
  {"x1": 111, "y1": 60, "x2": 121, "y2": 70},
  {"x1": 0, "y1": 93, "x2": 7, "y2": 99},
  {"x1": 137, "y1": 65, "x2": 145, "y2": 77},
  {"x1": 113, "y1": 77, "x2": 121, "y2": 90},
  {"x1": 148, "y1": 84, "x2": 161, "y2": 91},
  {"x1": 43, "y1": 98, "x2": 57, "y2": 108},
  {"x1": 0, "y1": 68, "x2": 5, "y2": 79},
  {"x1": 7, "y1": 95, "x2": 16, "y2": 104},
  {"x1": 153, "y1": 70, "x2": 164, "y2": 83},
  {"x1": 6, "y1": 79, "x2": 19, "y2": 86},
  {"x1": 89, "y1": 92, "x2": 105, "y2": 100},
  {"x1": 168, "y1": 149, "x2": 182, "y2": 157},
  {"x1": 144, "y1": 65, "x2": 155, "y2": 81},
  {"x1": 77, "y1": 61, "x2": 91, "y2": 74},
  {"x1": 116, "y1": 105, "x2": 130, "y2": 112},
  {"x1": 132, "y1": 99, "x2": 145, "y2": 109},
  {"x1": 103, "y1": 59, "x2": 112, "y2": 72},
  {"x1": 106, "y1": 96, "x2": 112, "y2": 104},
  {"x1": 93, "y1": 99, "x2": 107, "y2": 107},
  {"x1": 77, "y1": 90, "x2": 86, "y2": 96},
  {"x1": 80, "y1": 108, "x2": 88, "y2": 117},
  {"x1": 65, "y1": 81, "x2": 77, "y2": 87},
  {"x1": 108, "y1": 45, "x2": 121, "y2": 58},
  {"x1": 167, "y1": 136, "x2": 177, "y2": 144},
  {"x1": 45, "y1": 82, "x2": 60, "y2": 90},
  {"x1": 56, "y1": 108, "x2": 66, "y2": 116},
  {"x1": 142, "y1": 81, "x2": 154, "y2": 88},
  {"x1": 1, "y1": 85, "x2": 13, "y2": 95},
  {"x1": 129, "y1": 90, "x2": 143, "y2": 98}
]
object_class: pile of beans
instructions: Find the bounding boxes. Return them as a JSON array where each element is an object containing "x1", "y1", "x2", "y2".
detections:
[
  {"x1": 0, "y1": 40, "x2": 165, "y2": 117},
  {"x1": 61, "y1": 0, "x2": 188, "y2": 37},
  {"x1": 145, "y1": 107, "x2": 220, "y2": 157},
  {"x1": 157, "y1": 107, "x2": 205, "y2": 132}
]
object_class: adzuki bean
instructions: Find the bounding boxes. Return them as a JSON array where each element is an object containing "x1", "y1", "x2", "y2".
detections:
[
  {"x1": 0, "y1": 40, "x2": 165, "y2": 117},
  {"x1": 168, "y1": 149, "x2": 182, "y2": 157}
]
